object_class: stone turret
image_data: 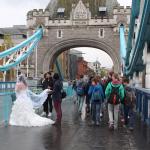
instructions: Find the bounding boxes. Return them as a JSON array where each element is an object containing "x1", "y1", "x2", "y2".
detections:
[
  {"x1": 106, "y1": 0, "x2": 119, "y2": 16},
  {"x1": 46, "y1": 0, "x2": 58, "y2": 17}
]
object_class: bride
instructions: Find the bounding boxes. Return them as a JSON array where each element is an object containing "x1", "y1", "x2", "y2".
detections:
[{"x1": 9, "y1": 75, "x2": 55, "y2": 127}]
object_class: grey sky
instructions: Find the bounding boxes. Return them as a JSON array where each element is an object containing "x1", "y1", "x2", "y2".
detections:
[
  {"x1": 0, "y1": 0, "x2": 132, "y2": 68},
  {"x1": 0, "y1": 0, "x2": 132, "y2": 28}
]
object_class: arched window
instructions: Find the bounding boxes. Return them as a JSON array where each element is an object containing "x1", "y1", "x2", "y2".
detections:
[{"x1": 57, "y1": 29, "x2": 63, "y2": 38}]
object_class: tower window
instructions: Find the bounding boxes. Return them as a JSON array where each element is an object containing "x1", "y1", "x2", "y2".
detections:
[
  {"x1": 99, "y1": 28, "x2": 104, "y2": 38},
  {"x1": 57, "y1": 29, "x2": 63, "y2": 38}
]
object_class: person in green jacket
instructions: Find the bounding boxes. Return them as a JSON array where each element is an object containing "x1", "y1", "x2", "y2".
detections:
[{"x1": 105, "y1": 73, "x2": 125, "y2": 130}]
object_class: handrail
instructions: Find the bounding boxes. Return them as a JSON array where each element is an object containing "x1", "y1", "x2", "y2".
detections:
[{"x1": 130, "y1": 86, "x2": 150, "y2": 125}]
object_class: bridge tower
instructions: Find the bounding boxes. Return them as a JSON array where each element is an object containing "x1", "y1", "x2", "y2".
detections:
[{"x1": 26, "y1": 0, "x2": 131, "y2": 77}]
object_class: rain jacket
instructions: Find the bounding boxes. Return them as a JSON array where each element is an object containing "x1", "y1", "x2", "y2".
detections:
[
  {"x1": 105, "y1": 81, "x2": 125, "y2": 103},
  {"x1": 88, "y1": 83, "x2": 104, "y2": 103}
]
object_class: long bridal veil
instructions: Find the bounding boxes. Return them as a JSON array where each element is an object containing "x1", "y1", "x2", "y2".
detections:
[{"x1": 9, "y1": 75, "x2": 54, "y2": 127}]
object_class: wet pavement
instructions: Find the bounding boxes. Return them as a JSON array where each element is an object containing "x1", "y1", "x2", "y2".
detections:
[{"x1": 0, "y1": 99, "x2": 150, "y2": 150}]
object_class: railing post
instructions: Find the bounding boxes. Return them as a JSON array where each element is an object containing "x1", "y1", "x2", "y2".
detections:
[{"x1": 148, "y1": 97, "x2": 150, "y2": 125}]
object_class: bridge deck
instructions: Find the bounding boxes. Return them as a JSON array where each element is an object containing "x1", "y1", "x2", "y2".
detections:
[{"x1": 0, "y1": 99, "x2": 150, "y2": 150}]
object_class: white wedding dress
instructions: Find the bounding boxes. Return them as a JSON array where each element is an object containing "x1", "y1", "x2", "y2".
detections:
[{"x1": 9, "y1": 89, "x2": 55, "y2": 127}]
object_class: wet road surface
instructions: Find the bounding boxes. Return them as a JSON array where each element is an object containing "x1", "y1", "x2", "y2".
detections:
[{"x1": 0, "y1": 99, "x2": 150, "y2": 150}]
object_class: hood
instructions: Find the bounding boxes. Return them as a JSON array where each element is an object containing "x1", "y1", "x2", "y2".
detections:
[
  {"x1": 93, "y1": 84, "x2": 101, "y2": 90},
  {"x1": 111, "y1": 80, "x2": 122, "y2": 87}
]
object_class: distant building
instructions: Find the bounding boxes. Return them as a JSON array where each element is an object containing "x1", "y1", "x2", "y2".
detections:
[
  {"x1": 77, "y1": 57, "x2": 88, "y2": 79},
  {"x1": 0, "y1": 25, "x2": 27, "y2": 45},
  {"x1": 88, "y1": 60, "x2": 101, "y2": 75},
  {"x1": 68, "y1": 53, "x2": 78, "y2": 80}
]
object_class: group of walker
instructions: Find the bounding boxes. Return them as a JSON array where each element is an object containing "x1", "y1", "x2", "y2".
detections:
[{"x1": 74, "y1": 72, "x2": 136, "y2": 130}]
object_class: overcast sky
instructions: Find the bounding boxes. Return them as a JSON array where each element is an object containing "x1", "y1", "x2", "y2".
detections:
[
  {"x1": 0, "y1": 0, "x2": 132, "y2": 68},
  {"x1": 0, "y1": 0, "x2": 132, "y2": 28}
]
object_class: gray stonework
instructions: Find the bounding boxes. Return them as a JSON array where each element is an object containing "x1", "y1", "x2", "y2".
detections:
[{"x1": 26, "y1": 1, "x2": 130, "y2": 77}]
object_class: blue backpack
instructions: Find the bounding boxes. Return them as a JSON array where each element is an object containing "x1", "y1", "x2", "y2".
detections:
[
  {"x1": 77, "y1": 82, "x2": 85, "y2": 96},
  {"x1": 91, "y1": 87, "x2": 102, "y2": 102}
]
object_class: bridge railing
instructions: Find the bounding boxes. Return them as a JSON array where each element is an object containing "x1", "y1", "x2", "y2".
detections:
[
  {"x1": 0, "y1": 92, "x2": 13, "y2": 126},
  {"x1": 0, "y1": 82, "x2": 16, "y2": 91},
  {"x1": 134, "y1": 87, "x2": 150, "y2": 125},
  {"x1": 0, "y1": 81, "x2": 43, "y2": 126},
  {"x1": 0, "y1": 82, "x2": 16, "y2": 125}
]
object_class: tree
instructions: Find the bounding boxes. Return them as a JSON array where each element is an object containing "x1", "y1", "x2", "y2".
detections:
[{"x1": 100, "y1": 68, "x2": 107, "y2": 78}]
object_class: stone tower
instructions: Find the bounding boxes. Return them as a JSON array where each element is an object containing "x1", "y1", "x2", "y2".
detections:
[{"x1": 26, "y1": 0, "x2": 130, "y2": 77}]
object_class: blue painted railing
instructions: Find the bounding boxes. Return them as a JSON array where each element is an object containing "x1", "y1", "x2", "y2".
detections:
[
  {"x1": 0, "y1": 82, "x2": 16, "y2": 91},
  {"x1": 0, "y1": 92, "x2": 13, "y2": 126},
  {"x1": 135, "y1": 87, "x2": 150, "y2": 125},
  {"x1": 55, "y1": 59, "x2": 64, "y2": 81}
]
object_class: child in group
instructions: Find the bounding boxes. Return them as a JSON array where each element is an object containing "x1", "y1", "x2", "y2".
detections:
[
  {"x1": 88, "y1": 78, "x2": 104, "y2": 125},
  {"x1": 123, "y1": 78, "x2": 136, "y2": 131}
]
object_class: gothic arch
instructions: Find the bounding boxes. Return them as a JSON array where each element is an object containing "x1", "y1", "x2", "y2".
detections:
[{"x1": 42, "y1": 38, "x2": 121, "y2": 73}]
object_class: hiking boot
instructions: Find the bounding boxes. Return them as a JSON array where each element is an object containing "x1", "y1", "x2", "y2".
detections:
[
  {"x1": 114, "y1": 126, "x2": 118, "y2": 130},
  {"x1": 48, "y1": 112, "x2": 52, "y2": 117},
  {"x1": 129, "y1": 127, "x2": 134, "y2": 131},
  {"x1": 96, "y1": 121, "x2": 100, "y2": 126},
  {"x1": 100, "y1": 113, "x2": 103, "y2": 118},
  {"x1": 89, "y1": 121, "x2": 95, "y2": 126},
  {"x1": 79, "y1": 111, "x2": 82, "y2": 115},
  {"x1": 53, "y1": 121, "x2": 61, "y2": 127},
  {"x1": 109, "y1": 124, "x2": 114, "y2": 130}
]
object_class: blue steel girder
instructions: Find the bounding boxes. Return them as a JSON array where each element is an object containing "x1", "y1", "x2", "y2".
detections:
[
  {"x1": 125, "y1": 0, "x2": 150, "y2": 75},
  {"x1": 0, "y1": 28, "x2": 43, "y2": 71},
  {"x1": 55, "y1": 59, "x2": 64, "y2": 81}
]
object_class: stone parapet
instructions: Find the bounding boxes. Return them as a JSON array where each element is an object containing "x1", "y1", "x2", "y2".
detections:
[{"x1": 113, "y1": 6, "x2": 131, "y2": 15}]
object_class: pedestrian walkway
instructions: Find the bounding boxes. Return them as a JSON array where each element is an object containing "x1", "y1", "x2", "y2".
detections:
[{"x1": 0, "y1": 99, "x2": 150, "y2": 150}]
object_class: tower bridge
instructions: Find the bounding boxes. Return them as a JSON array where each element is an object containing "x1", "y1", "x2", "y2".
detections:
[{"x1": 0, "y1": 1, "x2": 150, "y2": 150}]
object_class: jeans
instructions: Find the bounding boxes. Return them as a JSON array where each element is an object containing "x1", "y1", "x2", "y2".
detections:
[
  {"x1": 91, "y1": 102, "x2": 101, "y2": 123},
  {"x1": 78, "y1": 96, "x2": 85, "y2": 113},
  {"x1": 43, "y1": 95, "x2": 53, "y2": 115},
  {"x1": 108, "y1": 103, "x2": 120, "y2": 128},
  {"x1": 53, "y1": 100, "x2": 62, "y2": 122},
  {"x1": 124, "y1": 105, "x2": 135, "y2": 128}
]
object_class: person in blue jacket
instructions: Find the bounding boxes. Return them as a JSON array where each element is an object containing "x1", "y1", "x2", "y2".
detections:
[{"x1": 88, "y1": 78, "x2": 104, "y2": 125}]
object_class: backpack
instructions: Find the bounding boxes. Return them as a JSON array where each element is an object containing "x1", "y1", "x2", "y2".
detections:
[
  {"x1": 124, "y1": 87, "x2": 135, "y2": 107},
  {"x1": 76, "y1": 81, "x2": 85, "y2": 96},
  {"x1": 91, "y1": 87, "x2": 102, "y2": 102},
  {"x1": 108, "y1": 85, "x2": 120, "y2": 105}
]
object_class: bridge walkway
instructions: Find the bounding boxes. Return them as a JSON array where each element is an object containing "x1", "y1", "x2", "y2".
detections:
[{"x1": 0, "y1": 99, "x2": 150, "y2": 150}]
